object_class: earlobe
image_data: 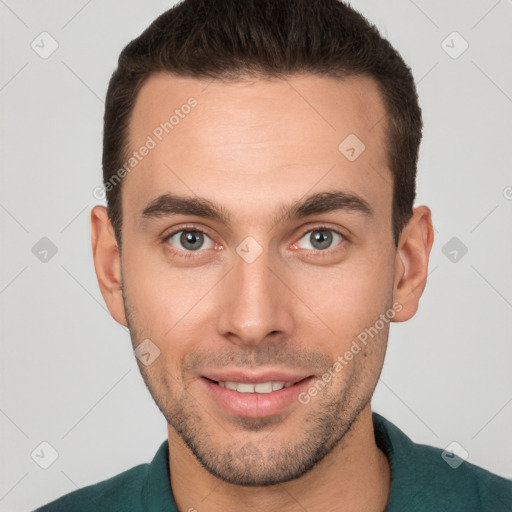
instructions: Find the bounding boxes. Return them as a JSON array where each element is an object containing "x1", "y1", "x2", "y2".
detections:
[
  {"x1": 392, "y1": 205, "x2": 434, "y2": 322},
  {"x1": 90, "y1": 206, "x2": 128, "y2": 327}
]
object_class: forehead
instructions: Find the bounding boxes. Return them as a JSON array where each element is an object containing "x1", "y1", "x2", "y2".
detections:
[{"x1": 123, "y1": 72, "x2": 392, "y2": 228}]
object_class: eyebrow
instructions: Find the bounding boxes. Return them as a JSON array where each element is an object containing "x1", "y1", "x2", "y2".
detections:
[{"x1": 140, "y1": 190, "x2": 373, "y2": 227}]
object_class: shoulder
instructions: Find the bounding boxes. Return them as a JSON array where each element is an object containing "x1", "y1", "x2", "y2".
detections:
[
  {"x1": 373, "y1": 412, "x2": 512, "y2": 512},
  {"x1": 409, "y1": 441, "x2": 512, "y2": 511},
  {"x1": 33, "y1": 462, "x2": 149, "y2": 512}
]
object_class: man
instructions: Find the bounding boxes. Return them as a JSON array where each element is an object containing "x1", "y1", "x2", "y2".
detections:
[{"x1": 35, "y1": 0, "x2": 512, "y2": 511}]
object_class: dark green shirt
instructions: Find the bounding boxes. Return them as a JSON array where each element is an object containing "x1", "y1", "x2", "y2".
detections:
[{"x1": 34, "y1": 412, "x2": 512, "y2": 511}]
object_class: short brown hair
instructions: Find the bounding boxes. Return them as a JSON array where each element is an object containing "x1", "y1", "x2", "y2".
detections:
[{"x1": 103, "y1": 0, "x2": 422, "y2": 248}]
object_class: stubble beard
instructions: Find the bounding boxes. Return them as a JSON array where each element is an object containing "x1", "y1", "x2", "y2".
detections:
[{"x1": 123, "y1": 288, "x2": 387, "y2": 486}]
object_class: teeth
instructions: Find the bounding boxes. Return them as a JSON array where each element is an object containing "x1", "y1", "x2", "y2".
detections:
[
  {"x1": 255, "y1": 382, "x2": 273, "y2": 393},
  {"x1": 237, "y1": 382, "x2": 256, "y2": 393},
  {"x1": 217, "y1": 381, "x2": 294, "y2": 393}
]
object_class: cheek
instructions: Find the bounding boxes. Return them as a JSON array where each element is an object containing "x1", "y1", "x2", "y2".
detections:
[
  {"x1": 122, "y1": 246, "x2": 218, "y2": 344},
  {"x1": 123, "y1": 249, "x2": 166, "y2": 311},
  {"x1": 293, "y1": 251, "x2": 394, "y2": 345}
]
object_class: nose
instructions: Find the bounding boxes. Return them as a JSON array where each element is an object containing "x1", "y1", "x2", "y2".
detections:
[{"x1": 216, "y1": 248, "x2": 295, "y2": 348}]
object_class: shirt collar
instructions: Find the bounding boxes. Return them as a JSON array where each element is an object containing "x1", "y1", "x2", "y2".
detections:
[{"x1": 141, "y1": 439, "x2": 177, "y2": 511}]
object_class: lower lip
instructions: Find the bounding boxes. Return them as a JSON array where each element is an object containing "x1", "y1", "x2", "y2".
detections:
[{"x1": 201, "y1": 377, "x2": 314, "y2": 418}]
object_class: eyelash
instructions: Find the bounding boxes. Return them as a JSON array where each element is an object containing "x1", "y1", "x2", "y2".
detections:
[{"x1": 162, "y1": 225, "x2": 346, "y2": 258}]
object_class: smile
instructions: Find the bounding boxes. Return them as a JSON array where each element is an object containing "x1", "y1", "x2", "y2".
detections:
[
  {"x1": 217, "y1": 381, "x2": 294, "y2": 393},
  {"x1": 201, "y1": 375, "x2": 315, "y2": 418}
]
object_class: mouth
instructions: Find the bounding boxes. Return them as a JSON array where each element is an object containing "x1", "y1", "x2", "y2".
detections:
[
  {"x1": 216, "y1": 380, "x2": 294, "y2": 393},
  {"x1": 200, "y1": 373, "x2": 315, "y2": 418}
]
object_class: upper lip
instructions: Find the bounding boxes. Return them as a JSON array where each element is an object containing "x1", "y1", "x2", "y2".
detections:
[{"x1": 202, "y1": 370, "x2": 312, "y2": 384}]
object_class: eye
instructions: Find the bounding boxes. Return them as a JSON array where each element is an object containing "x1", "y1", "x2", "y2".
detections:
[
  {"x1": 295, "y1": 228, "x2": 344, "y2": 251},
  {"x1": 165, "y1": 230, "x2": 215, "y2": 252}
]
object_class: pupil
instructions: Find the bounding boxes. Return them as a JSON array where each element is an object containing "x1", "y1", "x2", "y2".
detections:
[
  {"x1": 181, "y1": 231, "x2": 203, "y2": 250},
  {"x1": 311, "y1": 230, "x2": 332, "y2": 250}
]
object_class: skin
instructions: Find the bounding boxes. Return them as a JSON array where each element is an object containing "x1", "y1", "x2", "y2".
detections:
[{"x1": 91, "y1": 73, "x2": 434, "y2": 512}]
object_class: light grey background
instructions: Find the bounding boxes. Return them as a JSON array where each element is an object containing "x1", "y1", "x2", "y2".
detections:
[{"x1": 1, "y1": 1, "x2": 511, "y2": 510}]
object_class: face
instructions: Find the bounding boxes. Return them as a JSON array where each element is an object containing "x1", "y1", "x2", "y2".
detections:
[{"x1": 101, "y1": 73, "x2": 410, "y2": 485}]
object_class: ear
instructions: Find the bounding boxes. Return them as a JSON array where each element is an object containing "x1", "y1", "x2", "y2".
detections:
[
  {"x1": 392, "y1": 205, "x2": 434, "y2": 322},
  {"x1": 90, "y1": 206, "x2": 128, "y2": 326}
]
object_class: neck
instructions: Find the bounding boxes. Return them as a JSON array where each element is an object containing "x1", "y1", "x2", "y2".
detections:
[{"x1": 168, "y1": 405, "x2": 391, "y2": 512}]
